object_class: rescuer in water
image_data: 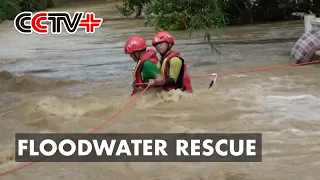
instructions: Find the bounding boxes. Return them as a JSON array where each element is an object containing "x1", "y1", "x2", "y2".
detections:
[
  {"x1": 151, "y1": 31, "x2": 193, "y2": 93},
  {"x1": 124, "y1": 35, "x2": 165, "y2": 96}
]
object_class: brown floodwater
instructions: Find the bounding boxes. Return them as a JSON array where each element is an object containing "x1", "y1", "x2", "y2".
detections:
[{"x1": 0, "y1": 1, "x2": 319, "y2": 180}]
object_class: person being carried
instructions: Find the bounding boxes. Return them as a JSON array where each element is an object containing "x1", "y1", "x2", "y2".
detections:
[
  {"x1": 124, "y1": 35, "x2": 165, "y2": 96},
  {"x1": 289, "y1": 27, "x2": 320, "y2": 65},
  {"x1": 151, "y1": 31, "x2": 193, "y2": 93}
]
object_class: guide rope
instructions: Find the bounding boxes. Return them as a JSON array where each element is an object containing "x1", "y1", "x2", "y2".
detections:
[
  {"x1": 0, "y1": 85, "x2": 151, "y2": 177},
  {"x1": 0, "y1": 60, "x2": 319, "y2": 177}
]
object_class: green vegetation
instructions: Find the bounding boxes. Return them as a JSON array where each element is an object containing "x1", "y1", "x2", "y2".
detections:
[
  {"x1": 0, "y1": 0, "x2": 55, "y2": 22},
  {"x1": 144, "y1": 0, "x2": 228, "y2": 54},
  {"x1": 115, "y1": 0, "x2": 319, "y2": 53},
  {"x1": 116, "y1": 0, "x2": 150, "y2": 17},
  {"x1": 116, "y1": 0, "x2": 320, "y2": 26},
  {"x1": 0, "y1": 0, "x2": 319, "y2": 53}
]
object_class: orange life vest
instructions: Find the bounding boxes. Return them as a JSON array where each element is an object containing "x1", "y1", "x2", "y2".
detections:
[
  {"x1": 160, "y1": 50, "x2": 193, "y2": 93},
  {"x1": 131, "y1": 49, "x2": 160, "y2": 95}
]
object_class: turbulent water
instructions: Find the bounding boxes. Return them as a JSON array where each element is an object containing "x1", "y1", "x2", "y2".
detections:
[{"x1": 0, "y1": 1, "x2": 319, "y2": 180}]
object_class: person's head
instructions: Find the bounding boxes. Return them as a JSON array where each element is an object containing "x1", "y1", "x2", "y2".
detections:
[
  {"x1": 124, "y1": 35, "x2": 147, "y2": 62},
  {"x1": 152, "y1": 31, "x2": 174, "y2": 56}
]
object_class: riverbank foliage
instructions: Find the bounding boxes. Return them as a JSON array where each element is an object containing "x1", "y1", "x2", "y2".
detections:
[
  {"x1": 116, "y1": 0, "x2": 319, "y2": 53},
  {"x1": 0, "y1": 0, "x2": 55, "y2": 22},
  {"x1": 144, "y1": 0, "x2": 228, "y2": 54},
  {"x1": 117, "y1": 0, "x2": 320, "y2": 29}
]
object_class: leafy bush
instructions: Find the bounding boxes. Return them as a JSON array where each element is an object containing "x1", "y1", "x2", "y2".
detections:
[
  {"x1": 115, "y1": 0, "x2": 150, "y2": 17},
  {"x1": 144, "y1": 0, "x2": 228, "y2": 31},
  {"x1": 18, "y1": 0, "x2": 55, "y2": 12},
  {"x1": 0, "y1": 0, "x2": 55, "y2": 22},
  {"x1": 144, "y1": 0, "x2": 228, "y2": 54},
  {"x1": 0, "y1": 0, "x2": 21, "y2": 22}
]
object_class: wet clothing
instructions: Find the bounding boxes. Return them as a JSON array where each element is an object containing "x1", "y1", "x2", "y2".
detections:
[
  {"x1": 161, "y1": 57, "x2": 183, "y2": 84},
  {"x1": 140, "y1": 61, "x2": 161, "y2": 82},
  {"x1": 289, "y1": 29, "x2": 320, "y2": 64},
  {"x1": 160, "y1": 50, "x2": 193, "y2": 93},
  {"x1": 131, "y1": 49, "x2": 161, "y2": 96}
]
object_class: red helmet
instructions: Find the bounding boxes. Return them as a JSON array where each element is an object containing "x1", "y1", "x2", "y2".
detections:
[
  {"x1": 152, "y1": 31, "x2": 174, "y2": 46},
  {"x1": 124, "y1": 35, "x2": 147, "y2": 54}
]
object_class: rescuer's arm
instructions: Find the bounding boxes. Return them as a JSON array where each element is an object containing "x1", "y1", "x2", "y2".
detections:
[{"x1": 132, "y1": 80, "x2": 142, "y2": 91}]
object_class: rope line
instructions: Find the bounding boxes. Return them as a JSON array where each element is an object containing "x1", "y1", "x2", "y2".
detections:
[
  {"x1": 135, "y1": 60, "x2": 320, "y2": 86},
  {"x1": 191, "y1": 60, "x2": 320, "y2": 78},
  {"x1": 0, "y1": 85, "x2": 151, "y2": 177},
  {"x1": 0, "y1": 60, "x2": 319, "y2": 177}
]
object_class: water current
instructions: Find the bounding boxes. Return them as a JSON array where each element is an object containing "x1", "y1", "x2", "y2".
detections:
[{"x1": 0, "y1": 1, "x2": 319, "y2": 180}]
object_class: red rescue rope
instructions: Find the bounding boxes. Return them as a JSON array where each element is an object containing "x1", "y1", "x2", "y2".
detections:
[
  {"x1": 136, "y1": 60, "x2": 320, "y2": 86},
  {"x1": 192, "y1": 60, "x2": 320, "y2": 78},
  {"x1": 0, "y1": 60, "x2": 319, "y2": 177},
  {"x1": 0, "y1": 85, "x2": 151, "y2": 177}
]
